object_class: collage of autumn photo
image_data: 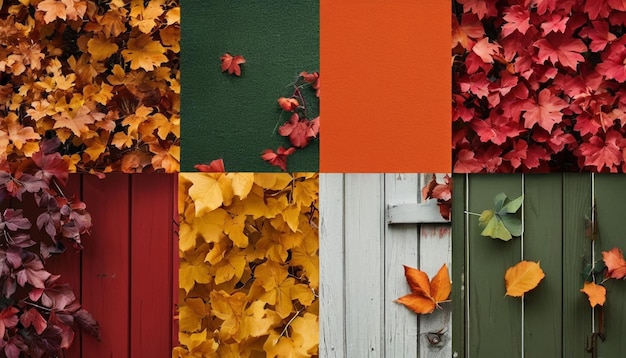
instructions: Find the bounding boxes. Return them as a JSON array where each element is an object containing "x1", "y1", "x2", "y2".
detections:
[{"x1": 1, "y1": 0, "x2": 626, "y2": 357}]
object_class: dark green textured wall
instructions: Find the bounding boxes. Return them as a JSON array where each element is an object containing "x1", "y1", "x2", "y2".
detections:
[{"x1": 181, "y1": 1, "x2": 319, "y2": 172}]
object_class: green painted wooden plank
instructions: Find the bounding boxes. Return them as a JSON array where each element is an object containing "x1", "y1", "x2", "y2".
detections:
[
  {"x1": 451, "y1": 174, "x2": 466, "y2": 358},
  {"x1": 467, "y1": 174, "x2": 522, "y2": 357},
  {"x1": 522, "y1": 174, "x2": 563, "y2": 357},
  {"x1": 593, "y1": 175, "x2": 626, "y2": 358},
  {"x1": 181, "y1": 1, "x2": 319, "y2": 172},
  {"x1": 562, "y1": 174, "x2": 592, "y2": 358}
]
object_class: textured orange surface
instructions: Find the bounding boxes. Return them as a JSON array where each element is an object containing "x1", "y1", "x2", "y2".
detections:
[{"x1": 320, "y1": 1, "x2": 451, "y2": 172}]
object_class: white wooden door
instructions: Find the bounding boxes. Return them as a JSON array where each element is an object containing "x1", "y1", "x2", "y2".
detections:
[{"x1": 320, "y1": 174, "x2": 452, "y2": 358}]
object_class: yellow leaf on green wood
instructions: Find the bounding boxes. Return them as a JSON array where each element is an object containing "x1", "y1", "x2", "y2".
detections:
[{"x1": 505, "y1": 260, "x2": 545, "y2": 297}]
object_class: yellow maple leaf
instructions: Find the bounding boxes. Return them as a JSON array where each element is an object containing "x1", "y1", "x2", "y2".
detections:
[
  {"x1": 181, "y1": 173, "x2": 225, "y2": 217},
  {"x1": 160, "y1": 25, "x2": 180, "y2": 53},
  {"x1": 129, "y1": 0, "x2": 165, "y2": 34},
  {"x1": 214, "y1": 249, "x2": 246, "y2": 285},
  {"x1": 179, "y1": 297, "x2": 209, "y2": 332},
  {"x1": 87, "y1": 37, "x2": 117, "y2": 63},
  {"x1": 121, "y1": 34, "x2": 168, "y2": 71},
  {"x1": 226, "y1": 173, "x2": 254, "y2": 200}
]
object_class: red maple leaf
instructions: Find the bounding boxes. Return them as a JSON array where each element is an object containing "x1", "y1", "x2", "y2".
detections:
[
  {"x1": 580, "y1": 21, "x2": 617, "y2": 52},
  {"x1": 261, "y1": 147, "x2": 296, "y2": 171},
  {"x1": 523, "y1": 89, "x2": 568, "y2": 131},
  {"x1": 457, "y1": 0, "x2": 498, "y2": 19},
  {"x1": 32, "y1": 151, "x2": 69, "y2": 185},
  {"x1": 578, "y1": 130, "x2": 624, "y2": 172},
  {"x1": 458, "y1": 72, "x2": 491, "y2": 98},
  {"x1": 471, "y1": 37, "x2": 500, "y2": 63},
  {"x1": 603, "y1": 247, "x2": 626, "y2": 279},
  {"x1": 584, "y1": 0, "x2": 611, "y2": 20},
  {"x1": 540, "y1": 13, "x2": 569, "y2": 34},
  {"x1": 470, "y1": 112, "x2": 525, "y2": 145},
  {"x1": 220, "y1": 53, "x2": 245, "y2": 76},
  {"x1": 503, "y1": 139, "x2": 528, "y2": 169},
  {"x1": 534, "y1": 32, "x2": 587, "y2": 70},
  {"x1": 523, "y1": 144, "x2": 551, "y2": 170},
  {"x1": 452, "y1": 13, "x2": 484, "y2": 49},
  {"x1": 501, "y1": 5, "x2": 531, "y2": 37},
  {"x1": 278, "y1": 114, "x2": 319, "y2": 148},
  {"x1": 194, "y1": 159, "x2": 225, "y2": 172},
  {"x1": 596, "y1": 44, "x2": 626, "y2": 82},
  {"x1": 453, "y1": 149, "x2": 482, "y2": 173}
]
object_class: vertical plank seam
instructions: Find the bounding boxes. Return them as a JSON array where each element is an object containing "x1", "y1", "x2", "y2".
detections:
[
  {"x1": 128, "y1": 175, "x2": 133, "y2": 358},
  {"x1": 591, "y1": 173, "x2": 595, "y2": 334},
  {"x1": 169, "y1": 174, "x2": 176, "y2": 352},
  {"x1": 520, "y1": 173, "x2": 526, "y2": 358},
  {"x1": 342, "y1": 174, "x2": 347, "y2": 357},
  {"x1": 380, "y1": 174, "x2": 386, "y2": 357},
  {"x1": 464, "y1": 173, "x2": 470, "y2": 358}
]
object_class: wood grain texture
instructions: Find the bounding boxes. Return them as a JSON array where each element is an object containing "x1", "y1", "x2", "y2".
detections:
[
  {"x1": 592, "y1": 175, "x2": 626, "y2": 358},
  {"x1": 344, "y1": 174, "x2": 384, "y2": 357},
  {"x1": 130, "y1": 174, "x2": 175, "y2": 357},
  {"x1": 562, "y1": 174, "x2": 592, "y2": 358},
  {"x1": 451, "y1": 174, "x2": 466, "y2": 358},
  {"x1": 522, "y1": 174, "x2": 562, "y2": 357},
  {"x1": 321, "y1": 174, "x2": 452, "y2": 357},
  {"x1": 467, "y1": 174, "x2": 522, "y2": 357},
  {"x1": 384, "y1": 174, "x2": 420, "y2": 357},
  {"x1": 320, "y1": 174, "x2": 346, "y2": 357},
  {"x1": 82, "y1": 174, "x2": 130, "y2": 357}
]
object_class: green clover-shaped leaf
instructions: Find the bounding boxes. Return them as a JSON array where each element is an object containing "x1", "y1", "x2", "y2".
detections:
[{"x1": 478, "y1": 193, "x2": 523, "y2": 241}]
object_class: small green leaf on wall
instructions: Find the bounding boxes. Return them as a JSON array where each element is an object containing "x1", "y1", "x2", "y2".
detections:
[{"x1": 478, "y1": 192, "x2": 524, "y2": 241}]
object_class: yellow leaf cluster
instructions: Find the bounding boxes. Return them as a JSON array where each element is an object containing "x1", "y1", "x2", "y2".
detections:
[
  {"x1": 177, "y1": 173, "x2": 319, "y2": 357},
  {"x1": 0, "y1": 0, "x2": 179, "y2": 173}
]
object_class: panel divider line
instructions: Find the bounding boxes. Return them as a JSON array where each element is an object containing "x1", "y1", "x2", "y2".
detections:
[
  {"x1": 465, "y1": 173, "x2": 470, "y2": 358},
  {"x1": 591, "y1": 173, "x2": 595, "y2": 334},
  {"x1": 520, "y1": 173, "x2": 526, "y2": 358}
]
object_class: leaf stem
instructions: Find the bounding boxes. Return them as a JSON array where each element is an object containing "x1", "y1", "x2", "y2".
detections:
[
  {"x1": 464, "y1": 211, "x2": 481, "y2": 216},
  {"x1": 277, "y1": 307, "x2": 304, "y2": 341}
]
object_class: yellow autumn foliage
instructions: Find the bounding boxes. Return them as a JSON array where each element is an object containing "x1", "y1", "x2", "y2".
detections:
[
  {"x1": 0, "y1": 0, "x2": 180, "y2": 173},
  {"x1": 176, "y1": 173, "x2": 319, "y2": 357}
]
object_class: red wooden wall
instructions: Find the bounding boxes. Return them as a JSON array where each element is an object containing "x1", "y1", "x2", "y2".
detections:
[{"x1": 46, "y1": 174, "x2": 178, "y2": 358}]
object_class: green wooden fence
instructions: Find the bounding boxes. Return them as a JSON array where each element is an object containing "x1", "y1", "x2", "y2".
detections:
[{"x1": 452, "y1": 174, "x2": 626, "y2": 358}]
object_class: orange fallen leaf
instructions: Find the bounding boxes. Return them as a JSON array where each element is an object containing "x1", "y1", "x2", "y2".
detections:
[
  {"x1": 504, "y1": 260, "x2": 545, "y2": 297},
  {"x1": 278, "y1": 97, "x2": 299, "y2": 112},
  {"x1": 580, "y1": 281, "x2": 606, "y2": 307},
  {"x1": 395, "y1": 264, "x2": 450, "y2": 314},
  {"x1": 602, "y1": 247, "x2": 626, "y2": 279}
]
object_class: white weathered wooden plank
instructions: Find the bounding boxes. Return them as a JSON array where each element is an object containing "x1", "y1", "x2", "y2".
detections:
[
  {"x1": 344, "y1": 174, "x2": 385, "y2": 357},
  {"x1": 320, "y1": 174, "x2": 346, "y2": 357},
  {"x1": 418, "y1": 224, "x2": 453, "y2": 358},
  {"x1": 384, "y1": 173, "x2": 420, "y2": 357},
  {"x1": 387, "y1": 200, "x2": 449, "y2": 224}
]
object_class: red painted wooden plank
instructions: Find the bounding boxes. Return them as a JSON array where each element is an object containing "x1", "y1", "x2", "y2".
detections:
[
  {"x1": 81, "y1": 174, "x2": 130, "y2": 357},
  {"x1": 130, "y1": 174, "x2": 175, "y2": 357}
]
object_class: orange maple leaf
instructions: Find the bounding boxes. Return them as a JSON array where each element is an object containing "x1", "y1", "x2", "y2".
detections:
[
  {"x1": 580, "y1": 281, "x2": 606, "y2": 307},
  {"x1": 602, "y1": 247, "x2": 626, "y2": 279},
  {"x1": 221, "y1": 53, "x2": 245, "y2": 76},
  {"x1": 277, "y1": 97, "x2": 299, "y2": 112},
  {"x1": 504, "y1": 260, "x2": 545, "y2": 297},
  {"x1": 121, "y1": 34, "x2": 169, "y2": 71},
  {"x1": 395, "y1": 264, "x2": 451, "y2": 314}
]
